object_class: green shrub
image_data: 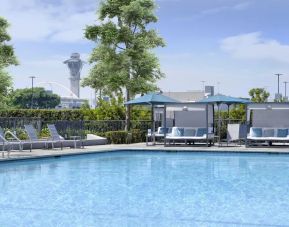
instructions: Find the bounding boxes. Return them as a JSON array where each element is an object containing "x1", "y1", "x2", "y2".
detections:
[
  {"x1": 39, "y1": 128, "x2": 50, "y2": 138},
  {"x1": 105, "y1": 131, "x2": 128, "y2": 144},
  {"x1": 100, "y1": 130, "x2": 145, "y2": 144},
  {"x1": 131, "y1": 129, "x2": 146, "y2": 143},
  {"x1": 15, "y1": 128, "x2": 28, "y2": 140}
]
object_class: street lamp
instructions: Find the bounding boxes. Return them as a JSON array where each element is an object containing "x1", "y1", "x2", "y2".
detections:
[
  {"x1": 275, "y1": 73, "x2": 283, "y2": 101},
  {"x1": 29, "y1": 76, "x2": 36, "y2": 109},
  {"x1": 284, "y1": 81, "x2": 288, "y2": 100}
]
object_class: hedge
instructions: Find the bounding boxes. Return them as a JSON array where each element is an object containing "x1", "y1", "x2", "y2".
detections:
[
  {"x1": 104, "y1": 129, "x2": 146, "y2": 144},
  {"x1": 0, "y1": 109, "x2": 84, "y2": 121},
  {"x1": 0, "y1": 107, "x2": 150, "y2": 121}
]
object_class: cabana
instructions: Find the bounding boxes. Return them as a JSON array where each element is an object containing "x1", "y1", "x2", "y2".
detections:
[
  {"x1": 125, "y1": 92, "x2": 179, "y2": 145},
  {"x1": 164, "y1": 103, "x2": 214, "y2": 146},
  {"x1": 246, "y1": 103, "x2": 289, "y2": 146},
  {"x1": 199, "y1": 95, "x2": 250, "y2": 145}
]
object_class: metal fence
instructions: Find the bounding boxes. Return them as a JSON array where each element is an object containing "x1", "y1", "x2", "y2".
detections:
[
  {"x1": 0, "y1": 118, "x2": 160, "y2": 139},
  {"x1": 0, "y1": 117, "x2": 245, "y2": 140}
]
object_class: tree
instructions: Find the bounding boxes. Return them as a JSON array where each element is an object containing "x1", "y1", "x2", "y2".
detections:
[
  {"x1": 83, "y1": 0, "x2": 165, "y2": 130},
  {"x1": 10, "y1": 87, "x2": 61, "y2": 109},
  {"x1": 0, "y1": 17, "x2": 18, "y2": 108},
  {"x1": 249, "y1": 88, "x2": 270, "y2": 103},
  {"x1": 0, "y1": 70, "x2": 13, "y2": 108},
  {"x1": 80, "y1": 100, "x2": 91, "y2": 109}
]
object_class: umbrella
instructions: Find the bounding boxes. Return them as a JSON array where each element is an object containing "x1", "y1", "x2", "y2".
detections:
[
  {"x1": 199, "y1": 94, "x2": 250, "y2": 105},
  {"x1": 199, "y1": 95, "x2": 250, "y2": 143},
  {"x1": 125, "y1": 92, "x2": 179, "y2": 105}
]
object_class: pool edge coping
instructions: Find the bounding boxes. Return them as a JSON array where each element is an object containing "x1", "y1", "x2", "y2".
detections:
[{"x1": 1, "y1": 147, "x2": 289, "y2": 163}]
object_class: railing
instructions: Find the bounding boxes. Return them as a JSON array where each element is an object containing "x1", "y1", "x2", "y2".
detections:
[
  {"x1": 0, "y1": 117, "x2": 245, "y2": 140},
  {"x1": 0, "y1": 118, "x2": 159, "y2": 139}
]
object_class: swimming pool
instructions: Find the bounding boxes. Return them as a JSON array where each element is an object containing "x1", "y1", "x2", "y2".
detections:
[{"x1": 0, "y1": 151, "x2": 289, "y2": 226}]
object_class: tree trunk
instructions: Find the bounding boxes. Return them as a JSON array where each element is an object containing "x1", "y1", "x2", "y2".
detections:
[{"x1": 125, "y1": 88, "x2": 131, "y2": 131}]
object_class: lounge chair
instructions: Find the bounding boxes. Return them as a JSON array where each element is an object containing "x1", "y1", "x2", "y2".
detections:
[
  {"x1": 24, "y1": 124, "x2": 56, "y2": 151},
  {"x1": 0, "y1": 127, "x2": 23, "y2": 157},
  {"x1": 220, "y1": 124, "x2": 247, "y2": 146},
  {"x1": 47, "y1": 124, "x2": 83, "y2": 149},
  {"x1": 146, "y1": 127, "x2": 172, "y2": 145},
  {"x1": 247, "y1": 127, "x2": 289, "y2": 146},
  {"x1": 165, "y1": 127, "x2": 214, "y2": 146}
]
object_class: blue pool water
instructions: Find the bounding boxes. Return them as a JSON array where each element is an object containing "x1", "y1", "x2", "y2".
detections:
[{"x1": 1, "y1": 151, "x2": 289, "y2": 226}]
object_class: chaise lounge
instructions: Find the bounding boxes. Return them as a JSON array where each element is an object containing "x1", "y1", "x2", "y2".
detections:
[
  {"x1": 146, "y1": 127, "x2": 172, "y2": 145},
  {"x1": 0, "y1": 127, "x2": 23, "y2": 157},
  {"x1": 165, "y1": 127, "x2": 214, "y2": 146},
  {"x1": 247, "y1": 127, "x2": 289, "y2": 146}
]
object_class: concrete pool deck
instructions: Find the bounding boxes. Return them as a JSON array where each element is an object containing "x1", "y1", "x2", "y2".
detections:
[{"x1": 1, "y1": 143, "x2": 289, "y2": 162}]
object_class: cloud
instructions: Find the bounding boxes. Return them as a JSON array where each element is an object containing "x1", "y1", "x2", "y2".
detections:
[
  {"x1": 220, "y1": 32, "x2": 289, "y2": 63},
  {"x1": 200, "y1": 1, "x2": 252, "y2": 15},
  {"x1": 0, "y1": 0, "x2": 98, "y2": 43}
]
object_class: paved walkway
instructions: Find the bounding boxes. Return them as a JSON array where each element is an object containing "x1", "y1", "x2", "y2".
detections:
[{"x1": 1, "y1": 143, "x2": 289, "y2": 162}]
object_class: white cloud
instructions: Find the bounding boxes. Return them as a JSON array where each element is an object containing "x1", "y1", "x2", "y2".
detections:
[
  {"x1": 0, "y1": 0, "x2": 98, "y2": 43},
  {"x1": 220, "y1": 32, "x2": 289, "y2": 63},
  {"x1": 200, "y1": 1, "x2": 252, "y2": 15}
]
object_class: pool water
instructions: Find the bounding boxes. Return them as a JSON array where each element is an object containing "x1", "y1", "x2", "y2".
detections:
[{"x1": 0, "y1": 151, "x2": 289, "y2": 226}]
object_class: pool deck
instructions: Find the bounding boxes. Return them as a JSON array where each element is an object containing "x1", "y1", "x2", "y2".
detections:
[{"x1": 1, "y1": 143, "x2": 289, "y2": 162}]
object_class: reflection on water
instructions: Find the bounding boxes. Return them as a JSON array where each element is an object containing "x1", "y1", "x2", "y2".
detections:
[{"x1": 0, "y1": 152, "x2": 289, "y2": 226}]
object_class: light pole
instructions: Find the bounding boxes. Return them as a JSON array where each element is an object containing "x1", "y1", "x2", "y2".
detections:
[
  {"x1": 275, "y1": 73, "x2": 282, "y2": 101},
  {"x1": 284, "y1": 81, "x2": 288, "y2": 100},
  {"x1": 29, "y1": 76, "x2": 36, "y2": 109}
]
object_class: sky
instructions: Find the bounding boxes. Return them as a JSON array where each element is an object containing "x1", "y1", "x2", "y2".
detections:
[{"x1": 2, "y1": 0, "x2": 289, "y2": 101}]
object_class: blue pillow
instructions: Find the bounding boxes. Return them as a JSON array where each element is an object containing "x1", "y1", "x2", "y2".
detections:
[
  {"x1": 184, "y1": 128, "x2": 196, "y2": 137},
  {"x1": 251, "y1": 128, "x2": 262, "y2": 137},
  {"x1": 263, "y1": 129, "x2": 274, "y2": 137},
  {"x1": 196, "y1": 128, "x2": 207, "y2": 137},
  {"x1": 277, "y1": 129, "x2": 288, "y2": 138}
]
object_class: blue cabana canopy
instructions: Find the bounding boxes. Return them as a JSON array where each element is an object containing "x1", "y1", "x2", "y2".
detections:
[
  {"x1": 125, "y1": 93, "x2": 179, "y2": 105},
  {"x1": 199, "y1": 95, "x2": 250, "y2": 104}
]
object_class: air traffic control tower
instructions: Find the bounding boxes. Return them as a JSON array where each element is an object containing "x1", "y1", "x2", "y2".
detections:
[{"x1": 63, "y1": 53, "x2": 84, "y2": 98}]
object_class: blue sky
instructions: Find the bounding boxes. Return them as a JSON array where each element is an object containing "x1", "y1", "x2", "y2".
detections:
[{"x1": 2, "y1": 0, "x2": 289, "y2": 101}]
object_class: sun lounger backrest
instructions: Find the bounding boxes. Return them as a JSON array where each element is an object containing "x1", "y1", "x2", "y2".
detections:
[
  {"x1": 0, "y1": 127, "x2": 6, "y2": 142},
  {"x1": 24, "y1": 125, "x2": 39, "y2": 141},
  {"x1": 228, "y1": 124, "x2": 247, "y2": 141},
  {"x1": 48, "y1": 124, "x2": 62, "y2": 140}
]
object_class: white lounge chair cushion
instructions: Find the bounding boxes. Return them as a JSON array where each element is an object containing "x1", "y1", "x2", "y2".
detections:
[{"x1": 171, "y1": 127, "x2": 184, "y2": 137}]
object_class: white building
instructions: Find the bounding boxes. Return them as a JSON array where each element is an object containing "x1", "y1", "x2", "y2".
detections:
[{"x1": 57, "y1": 97, "x2": 88, "y2": 109}]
